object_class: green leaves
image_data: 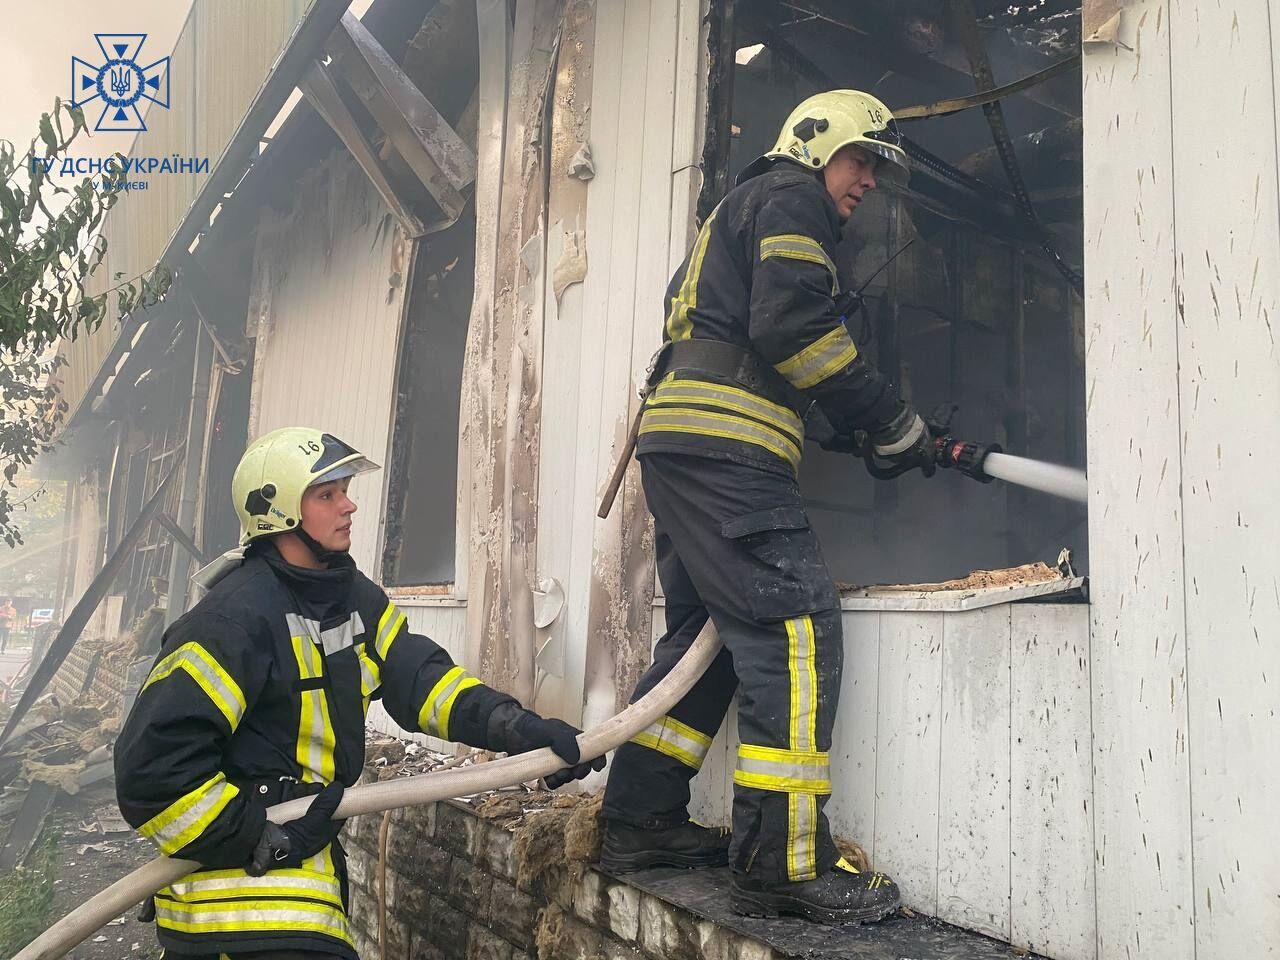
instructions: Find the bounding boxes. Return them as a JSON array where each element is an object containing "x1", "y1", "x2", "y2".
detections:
[{"x1": 0, "y1": 99, "x2": 172, "y2": 545}]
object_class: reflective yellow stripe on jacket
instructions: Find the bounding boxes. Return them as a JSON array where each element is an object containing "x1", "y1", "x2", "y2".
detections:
[
  {"x1": 141, "y1": 642, "x2": 246, "y2": 730},
  {"x1": 288, "y1": 618, "x2": 336, "y2": 784},
  {"x1": 759, "y1": 233, "x2": 840, "y2": 295},
  {"x1": 375, "y1": 601, "x2": 407, "y2": 660},
  {"x1": 640, "y1": 376, "x2": 804, "y2": 472},
  {"x1": 774, "y1": 324, "x2": 859, "y2": 390},
  {"x1": 138, "y1": 774, "x2": 240, "y2": 856},
  {"x1": 154, "y1": 896, "x2": 353, "y2": 945},
  {"x1": 666, "y1": 206, "x2": 721, "y2": 342},
  {"x1": 418, "y1": 665, "x2": 481, "y2": 739}
]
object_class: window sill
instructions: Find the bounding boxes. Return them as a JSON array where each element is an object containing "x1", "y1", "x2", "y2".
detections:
[
  {"x1": 384, "y1": 586, "x2": 466, "y2": 607},
  {"x1": 651, "y1": 577, "x2": 1087, "y2": 614}
]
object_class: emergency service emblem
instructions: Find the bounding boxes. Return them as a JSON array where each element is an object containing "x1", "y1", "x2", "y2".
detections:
[{"x1": 71, "y1": 34, "x2": 170, "y2": 133}]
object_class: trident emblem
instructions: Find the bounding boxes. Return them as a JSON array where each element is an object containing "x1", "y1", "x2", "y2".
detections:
[{"x1": 110, "y1": 66, "x2": 132, "y2": 98}]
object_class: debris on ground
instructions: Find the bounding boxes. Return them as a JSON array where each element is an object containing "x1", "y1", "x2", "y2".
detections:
[{"x1": 839, "y1": 560, "x2": 1069, "y2": 595}]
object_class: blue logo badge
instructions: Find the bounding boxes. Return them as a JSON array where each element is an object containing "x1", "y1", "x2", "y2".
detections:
[{"x1": 71, "y1": 34, "x2": 170, "y2": 133}]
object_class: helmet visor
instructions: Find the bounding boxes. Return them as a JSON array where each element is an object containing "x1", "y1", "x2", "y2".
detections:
[
  {"x1": 310, "y1": 456, "x2": 380, "y2": 487},
  {"x1": 861, "y1": 121, "x2": 910, "y2": 186}
]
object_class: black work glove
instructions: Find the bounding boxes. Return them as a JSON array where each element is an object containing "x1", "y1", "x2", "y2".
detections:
[
  {"x1": 246, "y1": 781, "x2": 346, "y2": 876},
  {"x1": 874, "y1": 412, "x2": 936, "y2": 477},
  {"x1": 509, "y1": 710, "x2": 606, "y2": 789}
]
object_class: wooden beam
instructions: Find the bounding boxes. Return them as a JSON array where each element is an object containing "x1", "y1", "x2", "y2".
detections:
[
  {"x1": 157, "y1": 512, "x2": 209, "y2": 567},
  {"x1": 327, "y1": 12, "x2": 474, "y2": 222},
  {"x1": 299, "y1": 61, "x2": 427, "y2": 239}
]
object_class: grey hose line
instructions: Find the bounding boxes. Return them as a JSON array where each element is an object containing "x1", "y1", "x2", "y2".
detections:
[{"x1": 16, "y1": 622, "x2": 723, "y2": 960}]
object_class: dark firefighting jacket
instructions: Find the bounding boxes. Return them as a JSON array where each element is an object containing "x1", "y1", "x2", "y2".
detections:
[
  {"x1": 114, "y1": 540, "x2": 516, "y2": 959},
  {"x1": 636, "y1": 161, "x2": 911, "y2": 476}
]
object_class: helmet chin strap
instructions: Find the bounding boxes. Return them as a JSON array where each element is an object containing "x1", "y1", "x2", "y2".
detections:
[{"x1": 293, "y1": 526, "x2": 347, "y2": 566}]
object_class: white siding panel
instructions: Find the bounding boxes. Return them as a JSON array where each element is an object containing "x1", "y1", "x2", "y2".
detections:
[
  {"x1": 1010, "y1": 604, "x2": 1094, "y2": 960},
  {"x1": 826, "y1": 610, "x2": 880, "y2": 858},
  {"x1": 249, "y1": 156, "x2": 407, "y2": 575},
  {"x1": 937, "y1": 605, "x2": 1012, "y2": 941},
  {"x1": 1169, "y1": 2, "x2": 1280, "y2": 954},
  {"x1": 872, "y1": 612, "x2": 943, "y2": 912},
  {"x1": 1081, "y1": 4, "x2": 1195, "y2": 958}
]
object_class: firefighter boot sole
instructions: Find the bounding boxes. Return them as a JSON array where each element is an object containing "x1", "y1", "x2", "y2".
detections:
[
  {"x1": 729, "y1": 885, "x2": 901, "y2": 926},
  {"x1": 598, "y1": 843, "x2": 730, "y2": 873}
]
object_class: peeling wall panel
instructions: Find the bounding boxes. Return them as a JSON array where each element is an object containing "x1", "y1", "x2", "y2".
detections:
[
  {"x1": 1169, "y1": 1, "x2": 1280, "y2": 954},
  {"x1": 937, "y1": 605, "x2": 1012, "y2": 942},
  {"x1": 533, "y1": 0, "x2": 596, "y2": 722},
  {"x1": 1081, "y1": 3, "x2": 1195, "y2": 957},
  {"x1": 1010, "y1": 604, "x2": 1095, "y2": 960},
  {"x1": 872, "y1": 612, "x2": 944, "y2": 913}
]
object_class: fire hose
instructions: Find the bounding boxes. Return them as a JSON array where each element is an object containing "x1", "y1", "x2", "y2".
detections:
[{"x1": 16, "y1": 623, "x2": 725, "y2": 960}]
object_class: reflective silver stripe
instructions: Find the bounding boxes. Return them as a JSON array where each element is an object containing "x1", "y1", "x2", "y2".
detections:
[
  {"x1": 639, "y1": 407, "x2": 801, "y2": 469},
  {"x1": 320, "y1": 612, "x2": 362, "y2": 656},
  {"x1": 788, "y1": 617, "x2": 817, "y2": 752},
  {"x1": 421, "y1": 667, "x2": 467, "y2": 735},
  {"x1": 649, "y1": 380, "x2": 803, "y2": 444},
  {"x1": 773, "y1": 325, "x2": 859, "y2": 390},
  {"x1": 285, "y1": 613, "x2": 321, "y2": 644},
  {"x1": 358, "y1": 648, "x2": 381, "y2": 698},
  {"x1": 759, "y1": 234, "x2": 840, "y2": 294},
  {"x1": 631, "y1": 715, "x2": 711, "y2": 769},
  {"x1": 168, "y1": 870, "x2": 342, "y2": 902},
  {"x1": 788, "y1": 793, "x2": 818, "y2": 880},
  {"x1": 376, "y1": 603, "x2": 406, "y2": 660},
  {"x1": 291, "y1": 637, "x2": 335, "y2": 782},
  {"x1": 735, "y1": 753, "x2": 830, "y2": 786},
  {"x1": 139, "y1": 776, "x2": 239, "y2": 854},
  {"x1": 154, "y1": 899, "x2": 350, "y2": 936},
  {"x1": 142, "y1": 643, "x2": 246, "y2": 730}
]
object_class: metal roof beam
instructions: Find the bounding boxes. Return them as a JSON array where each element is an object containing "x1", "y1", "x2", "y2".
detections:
[{"x1": 299, "y1": 60, "x2": 427, "y2": 239}]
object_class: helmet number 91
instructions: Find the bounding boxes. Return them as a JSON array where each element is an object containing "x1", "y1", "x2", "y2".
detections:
[{"x1": 298, "y1": 440, "x2": 321, "y2": 455}]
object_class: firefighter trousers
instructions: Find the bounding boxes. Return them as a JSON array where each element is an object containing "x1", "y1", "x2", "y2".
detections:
[{"x1": 602, "y1": 452, "x2": 844, "y2": 883}]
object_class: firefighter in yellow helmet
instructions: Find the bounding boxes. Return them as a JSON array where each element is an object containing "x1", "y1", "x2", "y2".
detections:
[
  {"x1": 601, "y1": 92, "x2": 921, "y2": 923},
  {"x1": 115, "y1": 427, "x2": 603, "y2": 959}
]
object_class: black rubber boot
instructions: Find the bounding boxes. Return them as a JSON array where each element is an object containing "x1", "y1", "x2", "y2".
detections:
[
  {"x1": 730, "y1": 862, "x2": 901, "y2": 925},
  {"x1": 598, "y1": 819, "x2": 732, "y2": 872}
]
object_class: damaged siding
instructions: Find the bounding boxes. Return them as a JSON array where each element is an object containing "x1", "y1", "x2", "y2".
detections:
[
  {"x1": 247, "y1": 153, "x2": 410, "y2": 573},
  {"x1": 684, "y1": 603, "x2": 1095, "y2": 958},
  {"x1": 564, "y1": 0, "x2": 707, "y2": 731},
  {"x1": 461, "y1": 0, "x2": 706, "y2": 722},
  {"x1": 1084, "y1": 2, "x2": 1280, "y2": 958}
]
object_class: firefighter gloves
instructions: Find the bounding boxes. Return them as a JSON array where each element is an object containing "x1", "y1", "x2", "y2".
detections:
[
  {"x1": 510, "y1": 711, "x2": 606, "y2": 789},
  {"x1": 246, "y1": 781, "x2": 346, "y2": 876}
]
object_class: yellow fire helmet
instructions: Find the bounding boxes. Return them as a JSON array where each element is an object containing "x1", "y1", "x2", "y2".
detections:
[
  {"x1": 232, "y1": 427, "x2": 380, "y2": 544},
  {"x1": 737, "y1": 89, "x2": 910, "y2": 188}
]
